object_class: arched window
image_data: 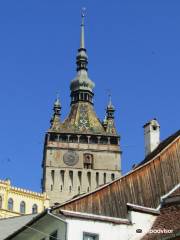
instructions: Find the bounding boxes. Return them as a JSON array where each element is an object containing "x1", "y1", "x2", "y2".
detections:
[
  {"x1": 111, "y1": 173, "x2": 115, "y2": 181},
  {"x1": 20, "y1": 201, "x2": 26, "y2": 214},
  {"x1": 0, "y1": 196, "x2": 2, "y2": 208},
  {"x1": 103, "y1": 173, "x2": 107, "y2": 184},
  {"x1": 8, "y1": 198, "x2": 13, "y2": 211},
  {"x1": 32, "y1": 204, "x2": 38, "y2": 214}
]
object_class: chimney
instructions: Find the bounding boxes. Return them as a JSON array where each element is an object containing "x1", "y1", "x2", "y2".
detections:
[{"x1": 143, "y1": 119, "x2": 160, "y2": 157}]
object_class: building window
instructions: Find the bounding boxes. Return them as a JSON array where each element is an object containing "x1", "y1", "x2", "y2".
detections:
[
  {"x1": 100, "y1": 137, "x2": 108, "y2": 144},
  {"x1": 8, "y1": 198, "x2": 13, "y2": 211},
  {"x1": 69, "y1": 170, "x2": 73, "y2": 186},
  {"x1": 111, "y1": 173, "x2": 115, "y2": 181},
  {"x1": 0, "y1": 196, "x2": 2, "y2": 208},
  {"x1": 50, "y1": 230, "x2": 58, "y2": 240},
  {"x1": 83, "y1": 232, "x2": 99, "y2": 240},
  {"x1": 32, "y1": 204, "x2": 38, "y2": 214},
  {"x1": 20, "y1": 201, "x2": 26, "y2": 214},
  {"x1": 51, "y1": 170, "x2": 55, "y2": 185},
  {"x1": 80, "y1": 135, "x2": 88, "y2": 144},
  {"x1": 103, "y1": 173, "x2": 106, "y2": 184},
  {"x1": 60, "y1": 170, "x2": 65, "y2": 186},
  {"x1": 96, "y1": 172, "x2": 99, "y2": 188},
  {"x1": 69, "y1": 135, "x2": 78, "y2": 143},
  {"x1": 84, "y1": 154, "x2": 93, "y2": 169},
  {"x1": 78, "y1": 171, "x2": 82, "y2": 186},
  {"x1": 59, "y1": 134, "x2": 67, "y2": 142},
  {"x1": 87, "y1": 172, "x2": 91, "y2": 188},
  {"x1": 110, "y1": 137, "x2": 118, "y2": 145},
  {"x1": 89, "y1": 136, "x2": 98, "y2": 144}
]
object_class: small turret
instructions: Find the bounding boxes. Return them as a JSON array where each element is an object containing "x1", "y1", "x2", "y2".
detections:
[
  {"x1": 104, "y1": 95, "x2": 117, "y2": 135},
  {"x1": 106, "y1": 95, "x2": 115, "y2": 120},
  {"x1": 50, "y1": 95, "x2": 61, "y2": 130}
]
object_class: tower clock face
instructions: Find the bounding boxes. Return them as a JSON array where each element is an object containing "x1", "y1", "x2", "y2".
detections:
[{"x1": 63, "y1": 151, "x2": 79, "y2": 166}]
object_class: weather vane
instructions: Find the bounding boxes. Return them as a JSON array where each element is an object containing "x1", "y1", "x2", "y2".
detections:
[
  {"x1": 56, "y1": 92, "x2": 60, "y2": 100},
  {"x1": 106, "y1": 89, "x2": 112, "y2": 102},
  {"x1": 81, "y1": 7, "x2": 86, "y2": 18}
]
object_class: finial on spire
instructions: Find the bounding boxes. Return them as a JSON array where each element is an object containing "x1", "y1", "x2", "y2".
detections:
[
  {"x1": 106, "y1": 89, "x2": 113, "y2": 108},
  {"x1": 108, "y1": 92, "x2": 112, "y2": 107},
  {"x1": 54, "y1": 92, "x2": 61, "y2": 107},
  {"x1": 80, "y1": 7, "x2": 86, "y2": 49}
]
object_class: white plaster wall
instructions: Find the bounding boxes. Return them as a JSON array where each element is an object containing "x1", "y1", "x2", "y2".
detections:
[{"x1": 66, "y1": 211, "x2": 156, "y2": 240}]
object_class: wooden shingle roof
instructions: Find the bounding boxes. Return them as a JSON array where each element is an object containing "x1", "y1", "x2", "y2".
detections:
[{"x1": 53, "y1": 129, "x2": 180, "y2": 219}]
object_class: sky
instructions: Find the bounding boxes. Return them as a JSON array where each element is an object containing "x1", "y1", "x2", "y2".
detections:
[{"x1": 0, "y1": 1, "x2": 179, "y2": 192}]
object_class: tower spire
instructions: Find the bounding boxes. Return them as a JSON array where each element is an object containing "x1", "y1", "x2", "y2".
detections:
[
  {"x1": 70, "y1": 8, "x2": 95, "y2": 105},
  {"x1": 76, "y1": 8, "x2": 88, "y2": 72},
  {"x1": 80, "y1": 8, "x2": 86, "y2": 49}
]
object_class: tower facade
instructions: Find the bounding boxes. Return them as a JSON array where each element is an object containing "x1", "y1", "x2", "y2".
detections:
[{"x1": 42, "y1": 12, "x2": 122, "y2": 205}]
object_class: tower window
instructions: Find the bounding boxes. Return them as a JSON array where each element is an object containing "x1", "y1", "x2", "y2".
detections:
[
  {"x1": 96, "y1": 172, "x2": 99, "y2": 188},
  {"x1": 80, "y1": 135, "x2": 88, "y2": 144},
  {"x1": 89, "y1": 136, "x2": 98, "y2": 144},
  {"x1": 8, "y1": 198, "x2": 13, "y2": 211},
  {"x1": 84, "y1": 154, "x2": 93, "y2": 169},
  {"x1": 85, "y1": 93, "x2": 88, "y2": 100},
  {"x1": 69, "y1": 171, "x2": 73, "y2": 186},
  {"x1": 32, "y1": 204, "x2": 38, "y2": 214},
  {"x1": 51, "y1": 170, "x2": 55, "y2": 185},
  {"x1": 111, "y1": 173, "x2": 115, "y2": 181},
  {"x1": 100, "y1": 137, "x2": 108, "y2": 144},
  {"x1": 59, "y1": 134, "x2": 67, "y2": 142},
  {"x1": 110, "y1": 137, "x2": 118, "y2": 145},
  {"x1": 103, "y1": 173, "x2": 107, "y2": 184},
  {"x1": 80, "y1": 93, "x2": 83, "y2": 100},
  {"x1": 78, "y1": 171, "x2": 82, "y2": 186},
  {"x1": 49, "y1": 134, "x2": 56, "y2": 141},
  {"x1": 20, "y1": 201, "x2": 26, "y2": 214},
  {"x1": 87, "y1": 172, "x2": 91, "y2": 187},
  {"x1": 60, "y1": 170, "x2": 65, "y2": 186},
  {"x1": 69, "y1": 135, "x2": 78, "y2": 143}
]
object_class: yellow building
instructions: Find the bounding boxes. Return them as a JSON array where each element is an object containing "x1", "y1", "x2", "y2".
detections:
[{"x1": 0, "y1": 179, "x2": 49, "y2": 218}]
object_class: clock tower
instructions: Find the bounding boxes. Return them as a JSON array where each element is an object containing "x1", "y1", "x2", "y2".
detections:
[{"x1": 42, "y1": 11, "x2": 122, "y2": 205}]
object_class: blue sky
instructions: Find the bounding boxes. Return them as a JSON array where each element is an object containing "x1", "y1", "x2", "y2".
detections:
[{"x1": 0, "y1": 1, "x2": 179, "y2": 192}]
